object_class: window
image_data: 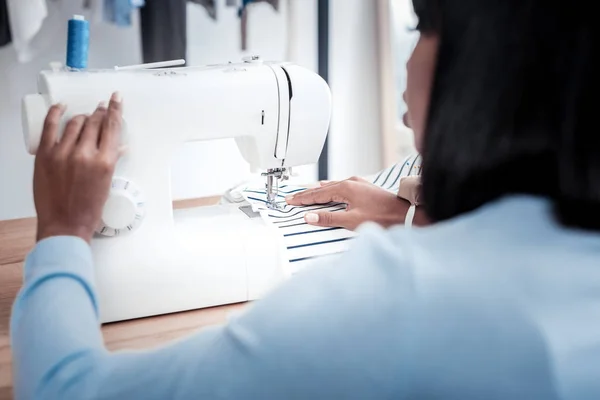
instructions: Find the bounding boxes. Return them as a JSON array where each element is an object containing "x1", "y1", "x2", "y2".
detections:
[
  {"x1": 377, "y1": 0, "x2": 419, "y2": 166},
  {"x1": 390, "y1": 0, "x2": 419, "y2": 125}
]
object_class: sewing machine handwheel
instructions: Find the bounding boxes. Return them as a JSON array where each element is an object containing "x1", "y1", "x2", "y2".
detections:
[{"x1": 96, "y1": 177, "x2": 145, "y2": 237}]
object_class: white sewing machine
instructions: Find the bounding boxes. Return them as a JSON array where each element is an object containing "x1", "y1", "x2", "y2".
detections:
[{"x1": 20, "y1": 57, "x2": 331, "y2": 323}]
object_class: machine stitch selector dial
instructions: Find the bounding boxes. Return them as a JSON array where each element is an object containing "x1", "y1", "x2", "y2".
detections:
[{"x1": 96, "y1": 177, "x2": 145, "y2": 237}]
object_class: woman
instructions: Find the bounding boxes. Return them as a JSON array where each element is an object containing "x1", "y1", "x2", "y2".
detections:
[{"x1": 11, "y1": 0, "x2": 598, "y2": 398}]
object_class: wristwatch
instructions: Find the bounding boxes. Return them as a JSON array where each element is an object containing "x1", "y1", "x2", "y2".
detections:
[{"x1": 397, "y1": 176, "x2": 422, "y2": 228}]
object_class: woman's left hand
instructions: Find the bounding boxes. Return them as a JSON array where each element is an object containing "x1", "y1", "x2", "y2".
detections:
[{"x1": 285, "y1": 177, "x2": 428, "y2": 230}]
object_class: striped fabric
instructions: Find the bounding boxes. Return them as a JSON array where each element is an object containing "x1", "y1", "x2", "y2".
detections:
[{"x1": 242, "y1": 153, "x2": 422, "y2": 273}]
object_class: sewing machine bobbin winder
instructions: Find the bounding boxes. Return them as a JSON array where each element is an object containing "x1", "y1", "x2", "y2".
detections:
[{"x1": 21, "y1": 56, "x2": 331, "y2": 323}]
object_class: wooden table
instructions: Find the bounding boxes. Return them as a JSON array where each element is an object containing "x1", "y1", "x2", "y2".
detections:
[{"x1": 0, "y1": 198, "x2": 248, "y2": 400}]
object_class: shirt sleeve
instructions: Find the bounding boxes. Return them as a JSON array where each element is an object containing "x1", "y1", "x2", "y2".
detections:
[{"x1": 10, "y1": 227, "x2": 419, "y2": 400}]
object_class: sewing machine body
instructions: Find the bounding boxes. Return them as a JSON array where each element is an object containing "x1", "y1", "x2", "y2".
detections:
[
  {"x1": 21, "y1": 59, "x2": 331, "y2": 322},
  {"x1": 91, "y1": 202, "x2": 286, "y2": 322}
]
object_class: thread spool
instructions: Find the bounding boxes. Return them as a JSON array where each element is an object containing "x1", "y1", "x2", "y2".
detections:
[{"x1": 66, "y1": 15, "x2": 89, "y2": 69}]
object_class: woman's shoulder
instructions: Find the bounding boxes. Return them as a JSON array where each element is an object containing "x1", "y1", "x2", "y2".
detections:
[{"x1": 349, "y1": 196, "x2": 553, "y2": 277}]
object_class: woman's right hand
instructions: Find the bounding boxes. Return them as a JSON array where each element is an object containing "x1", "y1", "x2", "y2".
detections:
[
  {"x1": 285, "y1": 177, "x2": 428, "y2": 230},
  {"x1": 34, "y1": 94, "x2": 123, "y2": 243}
]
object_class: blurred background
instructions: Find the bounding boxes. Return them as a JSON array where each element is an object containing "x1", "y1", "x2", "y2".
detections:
[{"x1": 0, "y1": 0, "x2": 418, "y2": 221}]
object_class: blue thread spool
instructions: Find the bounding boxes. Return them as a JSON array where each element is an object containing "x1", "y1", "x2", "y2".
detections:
[{"x1": 66, "y1": 15, "x2": 89, "y2": 69}]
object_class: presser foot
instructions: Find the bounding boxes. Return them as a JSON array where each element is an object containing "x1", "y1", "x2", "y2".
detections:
[
  {"x1": 265, "y1": 200, "x2": 285, "y2": 210},
  {"x1": 262, "y1": 167, "x2": 289, "y2": 211}
]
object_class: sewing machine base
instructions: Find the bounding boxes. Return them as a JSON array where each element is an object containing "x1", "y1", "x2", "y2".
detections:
[{"x1": 92, "y1": 203, "x2": 287, "y2": 323}]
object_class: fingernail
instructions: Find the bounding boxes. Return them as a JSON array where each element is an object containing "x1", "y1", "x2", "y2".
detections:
[
  {"x1": 285, "y1": 195, "x2": 295, "y2": 203},
  {"x1": 111, "y1": 91, "x2": 122, "y2": 103},
  {"x1": 305, "y1": 213, "x2": 319, "y2": 223},
  {"x1": 55, "y1": 103, "x2": 66, "y2": 111},
  {"x1": 97, "y1": 101, "x2": 107, "y2": 109}
]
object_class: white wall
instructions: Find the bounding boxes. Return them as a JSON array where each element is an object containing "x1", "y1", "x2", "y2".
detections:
[
  {"x1": 0, "y1": 0, "x2": 319, "y2": 220},
  {"x1": 328, "y1": 0, "x2": 383, "y2": 179}
]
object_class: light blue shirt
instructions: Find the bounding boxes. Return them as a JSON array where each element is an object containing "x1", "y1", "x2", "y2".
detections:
[{"x1": 10, "y1": 196, "x2": 600, "y2": 399}]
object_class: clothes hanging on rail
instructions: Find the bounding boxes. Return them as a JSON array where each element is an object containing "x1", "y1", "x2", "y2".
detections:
[
  {"x1": 138, "y1": 0, "x2": 220, "y2": 64},
  {"x1": 104, "y1": 0, "x2": 145, "y2": 27},
  {"x1": 238, "y1": 0, "x2": 279, "y2": 50},
  {"x1": 139, "y1": 0, "x2": 187, "y2": 63},
  {"x1": 0, "y1": 0, "x2": 11, "y2": 47},
  {"x1": 190, "y1": 0, "x2": 217, "y2": 21},
  {"x1": 5, "y1": 0, "x2": 48, "y2": 62},
  {"x1": 86, "y1": 0, "x2": 104, "y2": 24},
  {"x1": 139, "y1": 0, "x2": 282, "y2": 63},
  {"x1": 238, "y1": 0, "x2": 280, "y2": 16}
]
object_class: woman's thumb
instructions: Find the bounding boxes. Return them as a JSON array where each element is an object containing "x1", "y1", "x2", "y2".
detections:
[{"x1": 304, "y1": 211, "x2": 353, "y2": 229}]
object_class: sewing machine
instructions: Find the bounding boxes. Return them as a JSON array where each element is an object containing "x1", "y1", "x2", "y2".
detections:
[{"x1": 20, "y1": 57, "x2": 331, "y2": 323}]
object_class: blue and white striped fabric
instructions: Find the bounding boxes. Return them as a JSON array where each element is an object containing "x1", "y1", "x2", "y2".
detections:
[
  {"x1": 242, "y1": 153, "x2": 422, "y2": 273},
  {"x1": 369, "y1": 153, "x2": 422, "y2": 193}
]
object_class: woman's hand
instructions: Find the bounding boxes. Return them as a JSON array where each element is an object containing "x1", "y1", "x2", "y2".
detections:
[
  {"x1": 34, "y1": 93, "x2": 123, "y2": 243},
  {"x1": 285, "y1": 177, "x2": 428, "y2": 230}
]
